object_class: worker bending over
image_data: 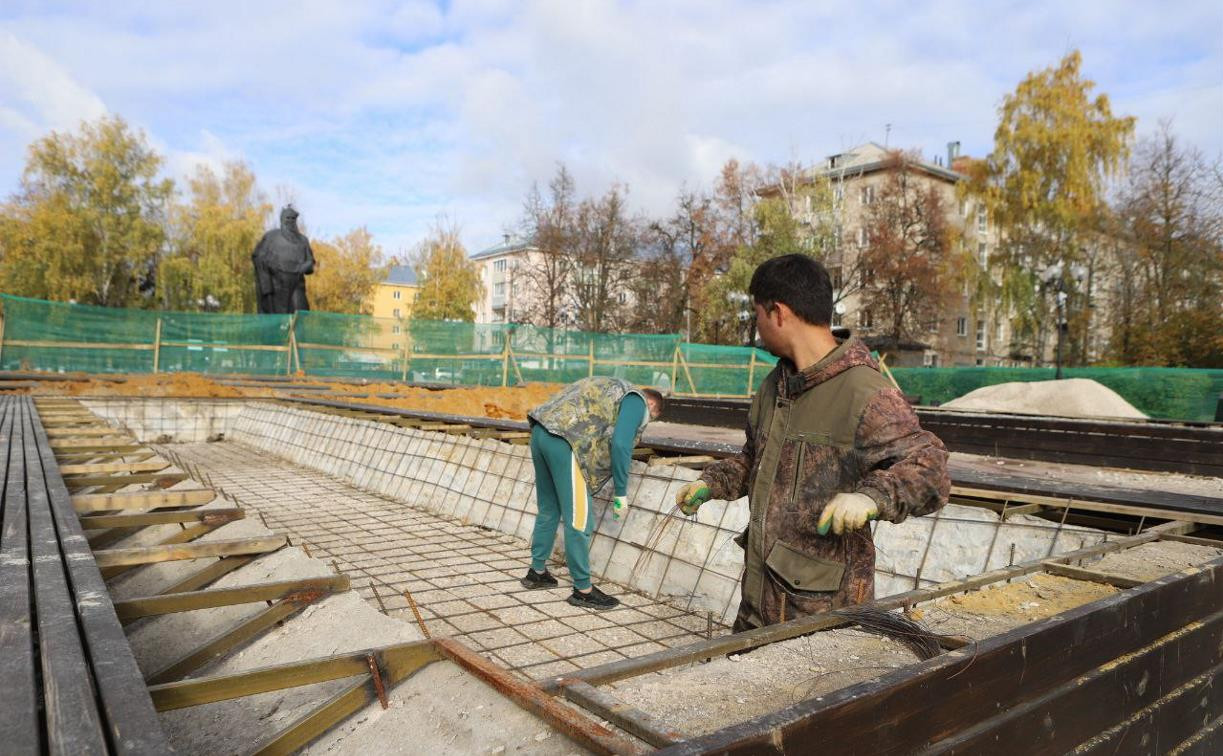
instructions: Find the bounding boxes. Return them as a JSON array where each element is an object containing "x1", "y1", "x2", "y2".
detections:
[
  {"x1": 677, "y1": 254, "x2": 950, "y2": 631},
  {"x1": 523, "y1": 377, "x2": 665, "y2": 610}
]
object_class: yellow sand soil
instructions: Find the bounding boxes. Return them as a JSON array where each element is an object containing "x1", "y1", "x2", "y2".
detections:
[
  {"x1": 16, "y1": 373, "x2": 562, "y2": 421},
  {"x1": 924, "y1": 573, "x2": 1118, "y2": 621}
]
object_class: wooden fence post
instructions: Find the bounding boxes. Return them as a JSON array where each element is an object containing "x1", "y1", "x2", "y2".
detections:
[
  {"x1": 501, "y1": 337, "x2": 511, "y2": 387},
  {"x1": 152, "y1": 318, "x2": 162, "y2": 373},
  {"x1": 670, "y1": 344, "x2": 680, "y2": 394},
  {"x1": 0, "y1": 314, "x2": 6, "y2": 370},
  {"x1": 286, "y1": 313, "x2": 298, "y2": 376},
  {"x1": 747, "y1": 350, "x2": 756, "y2": 393},
  {"x1": 587, "y1": 340, "x2": 595, "y2": 377}
]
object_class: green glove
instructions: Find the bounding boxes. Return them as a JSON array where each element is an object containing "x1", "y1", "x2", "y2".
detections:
[
  {"x1": 675, "y1": 480, "x2": 711, "y2": 516},
  {"x1": 612, "y1": 495, "x2": 628, "y2": 521},
  {"x1": 817, "y1": 492, "x2": 878, "y2": 536}
]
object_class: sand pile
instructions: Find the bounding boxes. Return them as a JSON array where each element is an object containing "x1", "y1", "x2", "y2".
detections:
[{"x1": 941, "y1": 378, "x2": 1146, "y2": 419}]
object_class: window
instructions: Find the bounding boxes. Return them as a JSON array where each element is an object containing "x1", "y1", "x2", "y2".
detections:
[
  {"x1": 832, "y1": 310, "x2": 843, "y2": 327},
  {"x1": 856, "y1": 227, "x2": 868, "y2": 248},
  {"x1": 393, "y1": 290, "x2": 401, "y2": 300},
  {"x1": 617, "y1": 291, "x2": 628, "y2": 304},
  {"x1": 976, "y1": 319, "x2": 986, "y2": 351},
  {"x1": 860, "y1": 185, "x2": 875, "y2": 205},
  {"x1": 928, "y1": 318, "x2": 940, "y2": 334},
  {"x1": 977, "y1": 207, "x2": 987, "y2": 233},
  {"x1": 493, "y1": 282, "x2": 505, "y2": 296},
  {"x1": 975, "y1": 358, "x2": 984, "y2": 366},
  {"x1": 832, "y1": 270, "x2": 843, "y2": 292},
  {"x1": 391, "y1": 342, "x2": 399, "y2": 351},
  {"x1": 996, "y1": 320, "x2": 1005, "y2": 342},
  {"x1": 923, "y1": 351, "x2": 939, "y2": 367},
  {"x1": 393, "y1": 308, "x2": 401, "y2": 318},
  {"x1": 493, "y1": 259, "x2": 507, "y2": 272},
  {"x1": 960, "y1": 199, "x2": 968, "y2": 216},
  {"x1": 861, "y1": 309, "x2": 873, "y2": 328},
  {"x1": 978, "y1": 242, "x2": 988, "y2": 266},
  {"x1": 392, "y1": 324, "x2": 401, "y2": 334},
  {"x1": 956, "y1": 317, "x2": 967, "y2": 337}
]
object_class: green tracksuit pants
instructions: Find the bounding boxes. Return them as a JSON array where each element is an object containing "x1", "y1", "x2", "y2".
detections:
[{"x1": 529, "y1": 423, "x2": 595, "y2": 590}]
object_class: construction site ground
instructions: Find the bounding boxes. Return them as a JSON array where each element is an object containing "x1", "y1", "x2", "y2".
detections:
[{"x1": 161, "y1": 440, "x2": 723, "y2": 680}]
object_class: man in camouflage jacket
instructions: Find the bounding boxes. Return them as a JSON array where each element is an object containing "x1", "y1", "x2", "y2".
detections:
[{"x1": 677, "y1": 255, "x2": 950, "y2": 631}]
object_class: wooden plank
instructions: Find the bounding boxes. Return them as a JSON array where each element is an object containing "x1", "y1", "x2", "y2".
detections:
[
  {"x1": 100, "y1": 522, "x2": 227, "y2": 579},
  {"x1": 157, "y1": 556, "x2": 254, "y2": 596},
  {"x1": 29, "y1": 397, "x2": 171, "y2": 754},
  {"x1": 72, "y1": 488, "x2": 215, "y2": 513},
  {"x1": 79, "y1": 507, "x2": 245, "y2": 530},
  {"x1": 1160, "y1": 532, "x2": 1223, "y2": 548},
  {"x1": 94, "y1": 536, "x2": 286, "y2": 568},
  {"x1": 0, "y1": 399, "x2": 40, "y2": 754},
  {"x1": 662, "y1": 556, "x2": 1223, "y2": 755},
  {"x1": 1042, "y1": 562, "x2": 1145, "y2": 589},
  {"x1": 559, "y1": 679, "x2": 685, "y2": 748},
  {"x1": 60, "y1": 460, "x2": 170, "y2": 475},
  {"x1": 20, "y1": 401, "x2": 111, "y2": 753},
  {"x1": 49, "y1": 438, "x2": 138, "y2": 450},
  {"x1": 951, "y1": 485, "x2": 1223, "y2": 527},
  {"x1": 252, "y1": 676, "x2": 376, "y2": 756},
  {"x1": 65, "y1": 472, "x2": 187, "y2": 489},
  {"x1": 926, "y1": 609, "x2": 1223, "y2": 754},
  {"x1": 542, "y1": 527, "x2": 1177, "y2": 692},
  {"x1": 45, "y1": 426, "x2": 124, "y2": 438},
  {"x1": 146, "y1": 598, "x2": 316, "y2": 685},
  {"x1": 114, "y1": 575, "x2": 350, "y2": 620},
  {"x1": 148, "y1": 640, "x2": 441, "y2": 711}
]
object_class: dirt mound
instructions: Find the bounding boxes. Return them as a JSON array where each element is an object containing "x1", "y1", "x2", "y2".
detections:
[{"x1": 942, "y1": 378, "x2": 1146, "y2": 419}]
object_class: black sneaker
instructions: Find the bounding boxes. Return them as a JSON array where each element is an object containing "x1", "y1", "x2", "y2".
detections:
[
  {"x1": 520, "y1": 568, "x2": 559, "y2": 590},
  {"x1": 567, "y1": 585, "x2": 620, "y2": 610}
]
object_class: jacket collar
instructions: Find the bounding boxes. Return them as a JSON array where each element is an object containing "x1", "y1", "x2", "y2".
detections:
[{"x1": 776, "y1": 337, "x2": 877, "y2": 399}]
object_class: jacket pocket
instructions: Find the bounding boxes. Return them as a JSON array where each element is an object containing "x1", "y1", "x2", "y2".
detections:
[{"x1": 765, "y1": 540, "x2": 845, "y2": 593}]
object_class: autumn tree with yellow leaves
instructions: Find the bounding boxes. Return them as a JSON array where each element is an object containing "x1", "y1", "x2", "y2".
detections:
[
  {"x1": 308, "y1": 227, "x2": 386, "y2": 314},
  {"x1": 411, "y1": 220, "x2": 484, "y2": 322},
  {"x1": 964, "y1": 51, "x2": 1135, "y2": 364},
  {"x1": 0, "y1": 115, "x2": 173, "y2": 307}
]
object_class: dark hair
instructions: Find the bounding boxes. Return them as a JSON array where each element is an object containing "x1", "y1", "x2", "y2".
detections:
[
  {"x1": 641, "y1": 388, "x2": 665, "y2": 412},
  {"x1": 748, "y1": 254, "x2": 833, "y2": 326}
]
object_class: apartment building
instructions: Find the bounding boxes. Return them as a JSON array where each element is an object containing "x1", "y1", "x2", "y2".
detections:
[
  {"x1": 367, "y1": 265, "x2": 419, "y2": 321},
  {"x1": 780, "y1": 141, "x2": 1023, "y2": 367}
]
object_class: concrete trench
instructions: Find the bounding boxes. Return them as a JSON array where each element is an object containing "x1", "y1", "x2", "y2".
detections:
[{"x1": 80, "y1": 397, "x2": 1176, "y2": 751}]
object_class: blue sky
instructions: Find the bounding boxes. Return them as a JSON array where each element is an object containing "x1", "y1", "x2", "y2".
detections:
[{"x1": 1, "y1": 1, "x2": 1220, "y2": 256}]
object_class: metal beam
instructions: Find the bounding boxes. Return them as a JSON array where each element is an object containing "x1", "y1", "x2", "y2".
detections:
[
  {"x1": 94, "y1": 536, "x2": 286, "y2": 568},
  {"x1": 114, "y1": 575, "x2": 350, "y2": 620},
  {"x1": 72, "y1": 488, "x2": 215, "y2": 513}
]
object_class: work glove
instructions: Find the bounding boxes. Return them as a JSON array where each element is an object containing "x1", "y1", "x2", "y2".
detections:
[
  {"x1": 675, "y1": 480, "x2": 712, "y2": 516},
  {"x1": 612, "y1": 495, "x2": 628, "y2": 521},
  {"x1": 817, "y1": 492, "x2": 878, "y2": 536}
]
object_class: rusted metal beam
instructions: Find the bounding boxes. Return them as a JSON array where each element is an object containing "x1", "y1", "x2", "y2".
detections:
[
  {"x1": 434, "y1": 638, "x2": 646, "y2": 755},
  {"x1": 558, "y1": 678, "x2": 685, "y2": 748}
]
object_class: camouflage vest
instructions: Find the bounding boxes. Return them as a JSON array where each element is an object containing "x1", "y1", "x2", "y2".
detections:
[{"x1": 528, "y1": 377, "x2": 650, "y2": 492}]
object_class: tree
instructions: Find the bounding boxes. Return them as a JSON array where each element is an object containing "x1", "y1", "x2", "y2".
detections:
[
  {"x1": 965, "y1": 50, "x2": 1135, "y2": 365},
  {"x1": 0, "y1": 115, "x2": 173, "y2": 306},
  {"x1": 517, "y1": 165, "x2": 576, "y2": 328},
  {"x1": 159, "y1": 161, "x2": 271, "y2": 312},
  {"x1": 412, "y1": 220, "x2": 484, "y2": 321},
  {"x1": 858, "y1": 152, "x2": 966, "y2": 347},
  {"x1": 569, "y1": 184, "x2": 639, "y2": 332},
  {"x1": 1107, "y1": 124, "x2": 1223, "y2": 366},
  {"x1": 640, "y1": 187, "x2": 731, "y2": 336},
  {"x1": 309, "y1": 227, "x2": 386, "y2": 314}
]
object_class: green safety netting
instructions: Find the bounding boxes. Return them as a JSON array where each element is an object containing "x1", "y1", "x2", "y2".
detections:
[
  {"x1": 1, "y1": 295, "x2": 1219, "y2": 420},
  {"x1": 891, "y1": 366, "x2": 1223, "y2": 423}
]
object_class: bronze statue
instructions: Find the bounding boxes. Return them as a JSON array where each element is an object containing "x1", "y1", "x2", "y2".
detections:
[{"x1": 252, "y1": 205, "x2": 315, "y2": 313}]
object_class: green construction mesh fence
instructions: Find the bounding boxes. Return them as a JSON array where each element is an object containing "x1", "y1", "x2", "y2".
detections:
[{"x1": 1, "y1": 295, "x2": 1219, "y2": 420}]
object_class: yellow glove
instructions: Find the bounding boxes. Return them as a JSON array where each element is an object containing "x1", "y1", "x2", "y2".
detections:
[
  {"x1": 675, "y1": 480, "x2": 712, "y2": 516},
  {"x1": 817, "y1": 492, "x2": 878, "y2": 536}
]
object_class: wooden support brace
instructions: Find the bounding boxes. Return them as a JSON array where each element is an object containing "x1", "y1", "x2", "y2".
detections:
[
  {"x1": 79, "y1": 507, "x2": 245, "y2": 530},
  {"x1": 115, "y1": 575, "x2": 350, "y2": 620},
  {"x1": 1043, "y1": 562, "x2": 1145, "y2": 589},
  {"x1": 647, "y1": 454, "x2": 715, "y2": 468},
  {"x1": 146, "y1": 598, "x2": 312, "y2": 684},
  {"x1": 60, "y1": 460, "x2": 170, "y2": 476},
  {"x1": 148, "y1": 640, "x2": 441, "y2": 712},
  {"x1": 94, "y1": 535, "x2": 287, "y2": 568},
  {"x1": 72, "y1": 488, "x2": 215, "y2": 513}
]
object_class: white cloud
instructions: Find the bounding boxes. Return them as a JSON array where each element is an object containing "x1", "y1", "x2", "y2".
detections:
[{"x1": 0, "y1": 0, "x2": 1220, "y2": 255}]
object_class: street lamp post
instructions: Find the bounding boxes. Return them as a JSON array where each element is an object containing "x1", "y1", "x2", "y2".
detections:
[
  {"x1": 726, "y1": 291, "x2": 753, "y2": 347},
  {"x1": 1039, "y1": 262, "x2": 1087, "y2": 380}
]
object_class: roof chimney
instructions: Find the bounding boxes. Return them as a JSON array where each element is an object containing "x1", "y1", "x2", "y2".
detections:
[
  {"x1": 946, "y1": 141, "x2": 961, "y2": 168},
  {"x1": 502, "y1": 233, "x2": 511, "y2": 246}
]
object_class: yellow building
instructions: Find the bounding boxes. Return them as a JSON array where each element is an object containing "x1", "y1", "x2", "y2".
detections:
[{"x1": 367, "y1": 265, "x2": 419, "y2": 321}]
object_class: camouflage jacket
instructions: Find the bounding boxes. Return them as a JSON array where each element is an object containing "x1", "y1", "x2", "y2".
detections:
[
  {"x1": 702, "y1": 338, "x2": 949, "y2": 630},
  {"x1": 528, "y1": 377, "x2": 649, "y2": 493}
]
